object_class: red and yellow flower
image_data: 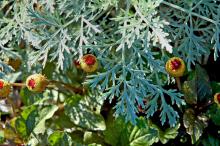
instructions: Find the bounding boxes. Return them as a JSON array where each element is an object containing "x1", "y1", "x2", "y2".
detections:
[
  {"x1": 26, "y1": 74, "x2": 49, "y2": 93},
  {"x1": 80, "y1": 54, "x2": 98, "y2": 73},
  {"x1": 165, "y1": 57, "x2": 186, "y2": 77},
  {"x1": 0, "y1": 79, "x2": 11, "y2": 97}
]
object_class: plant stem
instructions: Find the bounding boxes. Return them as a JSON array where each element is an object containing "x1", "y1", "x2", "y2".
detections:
[
  {"x1": 10, "y1": 83, "x2": 26, "y2": 87},
  {"x1": 49, "y1": 80, "x2": 85, "y2": 95},
  {"x1": 10, "y1": 81, "x2": 84, "y2": 95},
  {"x1": 175, "y1": 77, "x2": 181, "y2": 91}
]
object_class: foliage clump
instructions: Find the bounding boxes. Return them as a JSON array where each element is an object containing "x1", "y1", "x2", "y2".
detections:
[{"x1": 0, "y1": 0, "x2": 220, "y2": 145}]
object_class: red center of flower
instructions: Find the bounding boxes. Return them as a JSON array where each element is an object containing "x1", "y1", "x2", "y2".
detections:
[
  {"x1": 217, "y1": 94, "x2": 220, "y2": 103},
  {"x1": 0, "y1": 81, "x2": 4, "y2": 89},
  {"x1": 84, "y1": 55, "x2": 96, "y2": 65},
  {"x1": 170, "y1": 59, "x2": 181, "y2": 70},
  {"x1": 28, "y1": 78, "x2": 36, "y2": 89}
]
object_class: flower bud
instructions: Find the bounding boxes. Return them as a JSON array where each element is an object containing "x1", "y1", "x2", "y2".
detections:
[
  {"x1": 0, "y1": 79, "x2": 11, "y2": 98},
  {"x1": 26, "y1": 74, "x2": 49, "y2": 93},
  {"x1": 80, "y1": 54, "x2": 98, "y2": 73},
  {"x1": 165, "y1": 57, "x2": 186, "y2": 77}
]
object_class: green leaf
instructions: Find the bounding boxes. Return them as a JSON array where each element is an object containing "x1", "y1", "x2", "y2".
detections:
[
  {"x1": 16, "y1": 104, "x2": 58, "y2": 137},
  {"x1": 48, "y1": 131, "x2": 72, "y2": 146},
  {"x1": 15, "y1": 117, "x2": 27, "y2": 138},
  {"x1": 211, "y1": 82, "x2": 220, "y2": 93},
  {"x1": 34, "y1": 105, "x2": 59, "y2": 134},
  {"x1": 20, "y1": 88, "x2": 43, "y2": 106},
  {"x1": 0, "y1": 130, "x2": 4, "y2": 144},
  {"x1": 129, "y1": 125, "x2": 159, "y2": 146},
  {"x1": 183, "y1": 109, "x2": 208, "y2": 144},
  {"x1": 69, "y1": 130, "x2": 84, "y2": 144},
  {"x1": 208, "y1": 104, "x2": 220, "y2": 126},
  {"x1": 183, "y1": 65, "x2": 212, "y2": 104},
  {"x1": 182, "y1": 80, "x2": 197, "y2": 104},
  {"x1": 103, "y1": 110, "x2": 128, "y2": 146},
  {"x1": 49, "y1": 114, "x2": 75, "y2": 129},
  {"x1": 128, "y1": 118, "x2": 179, "y2": 146},
  {"x1": 84, "y1": 131, "x2": 105, "y2": 145},
  {"x1": 65, "y1": 95, "x2": 105, "y2": 131},
  {"x1": 157, "y1": 123, "x2": 180, "y2": 144},
  {"x1": 202, "y1": 135, "x2": 220, "y2": 146},
  {"x1": 195, "y1": 65, "x2": 212, "y2": 102}
]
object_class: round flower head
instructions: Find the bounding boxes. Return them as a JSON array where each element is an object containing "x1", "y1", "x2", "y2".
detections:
[
  {"x1": 0, "y1": 79, "x2": 11, "y2": 98},
  {"x1": 80, "y1": 54, "x2": 98, "y2": 73},
  {"x1": 214, "y1": 93, "x2": 220, "y2": 106},
  {"x1": 165, "y1": 57, "x2": 186, "y2": 77},
  {"x1": 26, "y1": 74, "x2": 49, "y2": 93}
]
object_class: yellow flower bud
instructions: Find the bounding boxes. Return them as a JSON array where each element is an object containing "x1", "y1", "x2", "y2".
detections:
[
  {"x1": 0, "y1": 79, "x2": 11, "y2": 98},
  {"x1": 80, "y1": 54, "x2": 98, "y2": 73},
  {"x1": 165, "y1": 57, "x2": 186, "y2": 77},
  {"x1": 26, "y1": 74, "x2": 49, "y2": 93}
]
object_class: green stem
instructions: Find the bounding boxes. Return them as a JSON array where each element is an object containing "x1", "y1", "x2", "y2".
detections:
[{"x1": 175, "y1": 77, "x2": 181, "y2": 91}]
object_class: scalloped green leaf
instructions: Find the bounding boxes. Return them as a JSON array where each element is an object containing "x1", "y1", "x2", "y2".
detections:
[{"x1": 183, "y1": 109, "x2": 208, "y2": 144}]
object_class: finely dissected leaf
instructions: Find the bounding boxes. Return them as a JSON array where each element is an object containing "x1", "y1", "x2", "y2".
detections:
[
  {"x1": 183, "y1": 109, "x2": 208, "y2": 144},
  {"x1": 65, "y1": 95, "x2": 105, "y2": 131},
  {"x1": 48, "y1": 131, "x2": 72, "y2": 146}
]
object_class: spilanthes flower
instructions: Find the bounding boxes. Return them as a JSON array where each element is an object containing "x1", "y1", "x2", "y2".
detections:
[
  {"x1": 80, "y1": 54, "x2": 98, "y2": 73},
  {"x1": 26, "y1": 74, "x2": 49, "y2": 93},
  {"x1": 165, "y1": 57, "x2": 186, "y2": 77},
  {"x1": 0, "y1": 79, "x2": 11, "y2": 98}
]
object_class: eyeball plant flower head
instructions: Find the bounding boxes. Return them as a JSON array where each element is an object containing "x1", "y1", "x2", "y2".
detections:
[
  {"x1": 0, "y1": 79, "x2": 11, "y2": 98},
  {"x1": 26, "y1": 74, "x2": 49, "y2": 93},
  {"x1": 214, "y1": 93, "x2": 220, "y2": 106},
  {"x1": 80, "y1": 54, "x2": 98, "y2": 73},
  {"x1": 165, "y1": 57, "x2": 186, "y2": 77}
]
